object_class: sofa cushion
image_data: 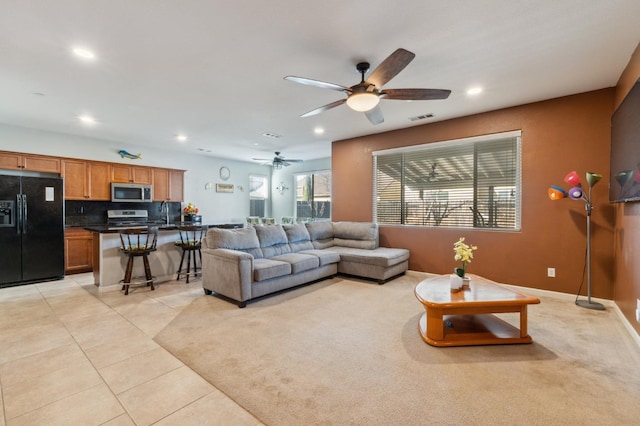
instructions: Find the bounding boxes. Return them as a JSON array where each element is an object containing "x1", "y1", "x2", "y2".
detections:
[
  {"x1": 306, "y1": 221, "x2": 334, "y2": 249},
  {"x1": 205, "y1": 227, "x2": 263, "y2": 259},
  {"x1": 332, "y1": 222, "x2": 379, "y2": 250},
  {"x1": 255, "y1": 224, "x2": 292, "y2": 258},
  {"x1": 326, "y1": 246, "x2": 409, "y2": 267},
  {"x1": 283, "y1": 223, "x2": 314, "y2": 252},
  {"x1": 253, "y1": 258, "x2": 292, "y2": 281},
  {"x1": 298, "y1": 249, "x2": 341, "y2": 266},
  {"x1": 270, "y1": 253, "x2": 320, "y2": 274}
]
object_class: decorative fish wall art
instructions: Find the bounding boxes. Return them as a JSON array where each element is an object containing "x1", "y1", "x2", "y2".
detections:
[{"x1": 118, "y1": 150, "x2": 142, "y2": 160}]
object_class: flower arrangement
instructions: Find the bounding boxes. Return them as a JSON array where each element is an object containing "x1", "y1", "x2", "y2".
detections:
[
  {"x1": 183, "y1": 203, "x2": 199, "y2": 215},
  {"x1": 453, "y1": 237, "x2": 477, "y2": 278}
]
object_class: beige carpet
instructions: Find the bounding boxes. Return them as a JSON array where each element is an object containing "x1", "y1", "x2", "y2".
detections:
[{"x1": 154, "y1": 273, "x2": 640, "y2": 425}]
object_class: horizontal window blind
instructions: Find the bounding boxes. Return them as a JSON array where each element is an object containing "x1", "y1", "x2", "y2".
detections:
[{"x1": 373, "y1": 131, "x2": 521, "y2": 229}]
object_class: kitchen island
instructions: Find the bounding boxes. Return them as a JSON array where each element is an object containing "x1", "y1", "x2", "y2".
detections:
[{"x1": 85, "y1": 223, "x2": 242, "y2": 292}]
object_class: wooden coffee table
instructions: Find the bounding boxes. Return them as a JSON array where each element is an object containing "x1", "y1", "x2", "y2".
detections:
[{"x1": 414, "y1": 274, "x2": 540, "y2": 347}]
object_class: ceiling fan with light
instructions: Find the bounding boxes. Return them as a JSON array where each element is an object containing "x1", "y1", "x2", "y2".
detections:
[
  {"x1": 252, "y1": 152, "x2": 303, "y2": 169},
  {"x1": 284, "y1": 48, "x2": 451, "y2": 125}
]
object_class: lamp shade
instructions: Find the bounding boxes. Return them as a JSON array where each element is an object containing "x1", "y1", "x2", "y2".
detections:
[
  {"x1": 346, "y1": 92, "x2": 380, "y2": 112},
  {"x1": 564, "y1": 171, "x2": 581, "y2": 186},
  {"x1": 585, "y1": 172, "x2": 602, "y2": 187},
  {"x1": 568, "y1": 186, "x2": 584, "y2": 200},
  {"x1": 548, "y1": 186, "x2": 567, "y2": 200}
]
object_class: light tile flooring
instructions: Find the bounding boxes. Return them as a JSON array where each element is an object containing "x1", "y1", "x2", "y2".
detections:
[{"x1": 0, "y1": 273, "x2": 263, "y2": 426}]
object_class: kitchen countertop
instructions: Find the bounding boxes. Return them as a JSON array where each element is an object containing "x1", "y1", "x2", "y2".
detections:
[{"x1": 83, "y1": 222, "x2": 243, "y2": 233}]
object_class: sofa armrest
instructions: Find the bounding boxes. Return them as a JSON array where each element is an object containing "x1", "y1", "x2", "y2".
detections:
[{"x1": 202, "y1": 248, "x2": 254, "y2": 303}]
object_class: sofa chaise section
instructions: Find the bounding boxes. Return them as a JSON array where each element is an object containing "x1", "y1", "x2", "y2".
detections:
[{"x1": 306, "y1": 221, "x2": 410, "y2": 283}]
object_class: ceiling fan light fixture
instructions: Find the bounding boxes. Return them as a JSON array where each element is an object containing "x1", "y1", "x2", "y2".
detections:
[
  {"x1": 272, "y1": 161, "x2": 283, "y2": 169},
  {"x1": 346, "y1": 92, "x2": 380, "y2": 112}
]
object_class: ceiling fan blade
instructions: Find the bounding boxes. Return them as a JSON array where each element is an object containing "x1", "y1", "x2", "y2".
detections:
[
  {"x1": 284, "y1": 159, "x2": 303, "y2": 163},
  {"x1": 284, "y1": 76, "x2": 350, "y2": 92},
  {"x1": 380, "y1": 88, "x2": 451, "y2": 100},
  {"x1": 300, "y1": 98, "x2": 346, "y2": 117},
  {"x1": 365, "y1": 105, "x2": 384, "y2": 125},
  {"x1": 365, "y1": 48, "x2": 415, "y2": 88},
  {"x1": 252, "y1": 157, "x2": 273, "y2": 161}
]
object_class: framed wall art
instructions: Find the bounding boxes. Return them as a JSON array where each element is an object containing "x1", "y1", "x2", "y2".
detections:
[{"x1": 216, "y1": 183, "x2": 234, "y2": 193}]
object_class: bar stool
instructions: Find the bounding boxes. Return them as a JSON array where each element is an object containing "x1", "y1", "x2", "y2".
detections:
[
  {"x1": 119, "y1": 228, "x2": 158, "y2": 295},
  {"x1": 175, "y1": 225, "x2": 207, "y2": 283}
]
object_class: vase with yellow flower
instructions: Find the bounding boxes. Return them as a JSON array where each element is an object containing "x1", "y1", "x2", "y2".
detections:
[{"x1": 450, "y1": 237, "x2": 477, "y2": 291}]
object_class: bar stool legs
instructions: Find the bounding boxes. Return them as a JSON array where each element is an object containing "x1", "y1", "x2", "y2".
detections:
[
  {"x1": 121, "y1": 252, "x2": 155, "y2": 295},
  {"x1": 119, "y1": 228, "x2": 158, "y2": 295},
  {"x1": 175, "y1": 225, "x2": 206, "y2": 283},
  {"x1": 176, "y1": 246, "x2": 201, "y2": 283}
]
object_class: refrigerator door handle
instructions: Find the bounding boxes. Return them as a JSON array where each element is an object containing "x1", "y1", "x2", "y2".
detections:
[
  {"x1": 16, "y1": 194, "x2": 22, "y2": 234},
  {"x1": 22, "y1": 194, "x2": 27, "y2": 234}
]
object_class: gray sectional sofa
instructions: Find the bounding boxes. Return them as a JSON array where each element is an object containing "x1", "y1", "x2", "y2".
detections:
[{"x1": 201, "y1": 221, "x2": 410, "y2": 307}]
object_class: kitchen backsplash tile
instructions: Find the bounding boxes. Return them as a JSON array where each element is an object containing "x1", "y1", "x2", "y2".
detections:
[{"x1": 65, "y1": 201, "x2": 181, "y2": 226}]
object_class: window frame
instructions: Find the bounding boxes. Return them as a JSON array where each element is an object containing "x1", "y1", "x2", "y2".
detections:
[
  {"x1": 293, "y1": 169, "x2": 332, "y2": 220},
  {"x1": 372, "y1": 130, "x2": 522, "y2": 230},
  {"x1": 249, "y1": 174, "x2": 269, "y2": 218}
]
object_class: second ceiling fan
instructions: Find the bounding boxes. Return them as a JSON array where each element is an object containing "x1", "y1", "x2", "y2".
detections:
[
  {"x1": 252, "y1": 152, "x2": 303, "y2": 169},
  {"x1": 284, "y1": 48, "x2": 451, "y2": 125}
]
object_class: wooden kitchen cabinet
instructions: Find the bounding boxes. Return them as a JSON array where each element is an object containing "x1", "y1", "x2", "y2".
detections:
[
  {"x1": 65, "y1": 228, "x2": 93, "y2": 274},
  {"x1": 170, "y1": 169, "x2": 184, "y2": 201},
  {"x1": 0, "y1": 151, "x2": 60, "y2": 173},
  {"x1": 152, "y1": 168, "x2": 184, "y2": 201},
  {"x1": 111, "y1": 164, "x2": 152, "y2": 184},
  {"x1": 62, "y1": 159, "x2": 111, "y2": 200}
]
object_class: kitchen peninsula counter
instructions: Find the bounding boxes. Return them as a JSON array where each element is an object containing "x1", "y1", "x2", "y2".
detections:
[
  {"x1": 87, "y1": 222, "x2": 243, "y2": 291},
  {"x1": 84, "y1": 222, "x2": 243, "y2": 233}
]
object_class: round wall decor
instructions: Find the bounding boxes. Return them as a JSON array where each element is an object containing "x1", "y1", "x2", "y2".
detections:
[{"x1": 219, "y1": 166, "x2": 230, "y2": 181}]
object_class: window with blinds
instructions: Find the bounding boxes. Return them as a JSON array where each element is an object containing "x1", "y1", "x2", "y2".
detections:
[{"x1": 373, "y1": 131, "x2": 521, "y2": 230}]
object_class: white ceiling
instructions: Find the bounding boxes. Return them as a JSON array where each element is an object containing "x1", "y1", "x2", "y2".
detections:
[{"x1": 1, "y1": 1, "x2": 639, "y2": 164}]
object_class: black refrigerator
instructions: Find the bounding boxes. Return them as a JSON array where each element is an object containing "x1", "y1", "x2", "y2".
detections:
[{"x1": 0, "y1": 175, "x2": 64, "y2": 287}]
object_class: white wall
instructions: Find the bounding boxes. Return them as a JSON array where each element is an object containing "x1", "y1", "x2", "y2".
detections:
[
  {"x1": 270, "y1": 157, "x2": 332, "y2": 221},
  {"x1": 0, "y1": 123, "x2": 276, "y2": 224}
]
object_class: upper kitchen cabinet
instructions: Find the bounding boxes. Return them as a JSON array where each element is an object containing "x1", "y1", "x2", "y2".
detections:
[
  {"x1": 0, "y1": 151, "x2": 61, "y2": 173},
  {"x1": 152, "y1": 168, "x2": 184, "y2": 201},
  {"x1": 111, "y1": 164, "x2": 152, "y2": 184},
  {"x1": 61, "y1": 159, "x2": 111, "y2": 200}
]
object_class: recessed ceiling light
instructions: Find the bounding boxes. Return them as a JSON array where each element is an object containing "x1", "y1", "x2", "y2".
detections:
[
  {"x1": 467, "y1": 87, "x2": 483, "y2": 96},
  {"x1": 78, "y1": 115, "x2": 97, "y2": 125},
  {"x1": 176, "y1": 134, "x2": 188, "y2": 142},
  {"x1": 72, "y1": 47, "x2": 96, "y2": 60},
  {"x1": 314, "y1": 127, "x2": 325, "y2": 135}
]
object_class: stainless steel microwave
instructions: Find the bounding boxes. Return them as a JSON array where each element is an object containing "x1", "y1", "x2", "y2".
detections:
[{"x1": 111, "y1": 183, "x2": 152, "y2": 203}]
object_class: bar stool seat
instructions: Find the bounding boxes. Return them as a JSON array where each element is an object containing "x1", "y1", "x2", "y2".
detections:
[
  {"x1": 174, "y1": 225, "x2": 206, "y2": 283},
  {"x1": 119, "y1": 228, "x2": 158, "y2": 295}
]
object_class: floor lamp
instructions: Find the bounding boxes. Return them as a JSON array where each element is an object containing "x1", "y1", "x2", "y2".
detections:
[{"x1": 548, "y1": 171, "x2": 605, "y2": 310}]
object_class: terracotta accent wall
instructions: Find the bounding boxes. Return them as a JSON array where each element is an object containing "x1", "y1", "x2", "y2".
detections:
[
  {"x1": 613, "y1": 42, "x2": 640, "y2": 336},
  {"x1": 333, "y1": 89, "x2": 615, "y2": 299}
]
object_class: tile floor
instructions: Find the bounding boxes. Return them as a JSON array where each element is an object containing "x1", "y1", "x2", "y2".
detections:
[{"x1": 0, "y1": 274, "x2": 263, "y2": 426}]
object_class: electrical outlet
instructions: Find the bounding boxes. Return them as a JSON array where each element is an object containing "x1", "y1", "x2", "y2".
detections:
[
  {"x1": 636, "y1": 299, "x2": 640, "y2": 323},
  {"x1": 547, "y1": 267, "x2": 556, "y2": 278}
]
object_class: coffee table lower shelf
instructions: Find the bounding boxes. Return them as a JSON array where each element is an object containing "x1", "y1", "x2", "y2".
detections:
[{"x1": 418, "y1": 313, "x2": 533, "y2": 347}]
